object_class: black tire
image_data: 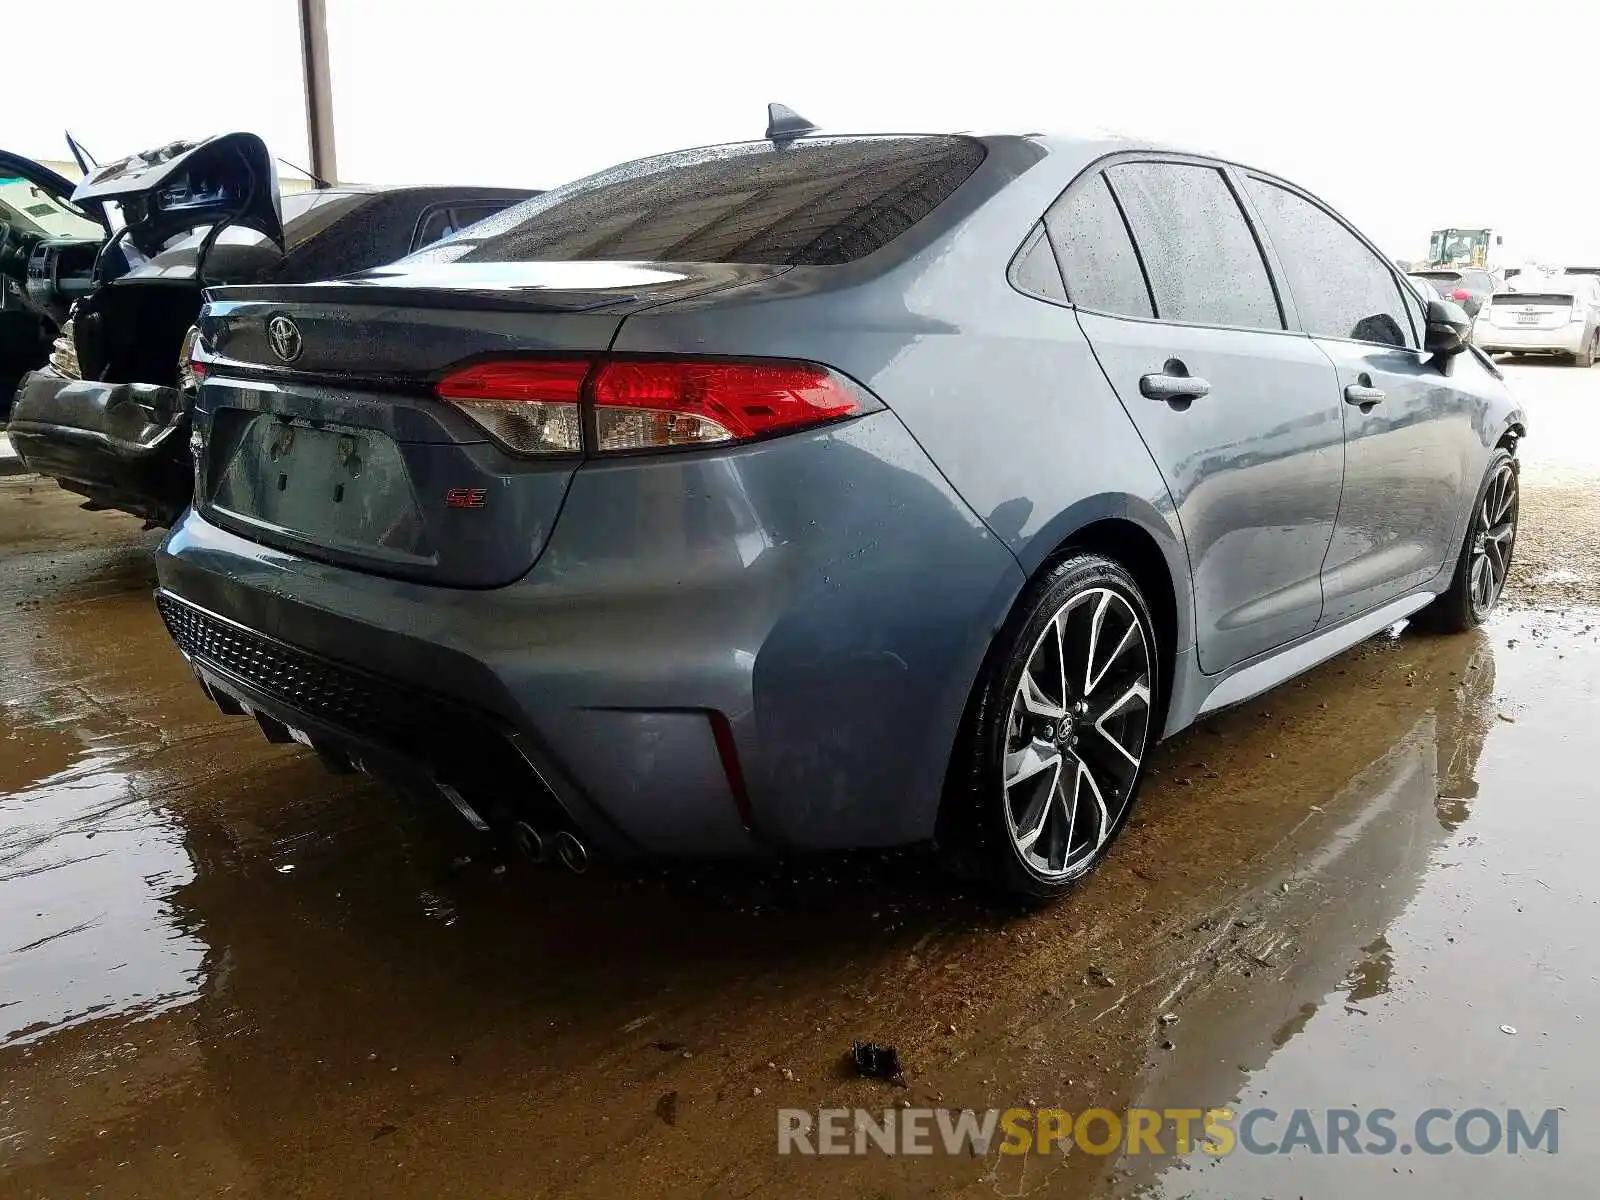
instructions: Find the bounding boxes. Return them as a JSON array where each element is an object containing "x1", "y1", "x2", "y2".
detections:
[
  {"x1": 1413, "y1": 448, "x2": 1519, "y2": 634},
  {"x1": 1581, "y1": 334, "x2": 1599, "y2": 368},
  {"x1": 942, "y1": 553, "x2": 1160, "y2": 902}
]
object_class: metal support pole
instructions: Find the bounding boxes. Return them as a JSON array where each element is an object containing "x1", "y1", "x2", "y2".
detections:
[{"x1": 297, "y1": 0, "x2": 338, "y2": 185}]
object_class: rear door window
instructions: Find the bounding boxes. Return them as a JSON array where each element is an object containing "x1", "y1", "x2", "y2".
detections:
[
  {"x1": 1104, "y1": 161, "x2": 1282, "y2": 331},
  {"x1": 451, "y1": 137, "x2": 986, "y2": 266},
  {"x1": 1244, "y1": 176, "x2": 1414, "y2": 348},
  {"x1": 1044, "y1": 174, "x2": 1153, "y2": 318}
]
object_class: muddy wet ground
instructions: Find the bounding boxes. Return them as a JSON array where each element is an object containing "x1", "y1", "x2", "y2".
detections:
[{"x1": 2, "y1": 363, "x2": 1598, "y2": 1198}]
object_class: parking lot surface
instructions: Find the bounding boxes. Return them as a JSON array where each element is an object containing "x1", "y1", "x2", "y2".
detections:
[{"x1": 2, "y1": 363, "x2": 1597, "y2": 1198}]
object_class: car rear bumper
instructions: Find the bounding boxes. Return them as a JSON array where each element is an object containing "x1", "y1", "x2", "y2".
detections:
[
  {"x1": 1477, "y1": 324, "x2": 1588, "y2": 354},
  {"x1": 154, "y1": 410, "x2": 1025, "y2": 858},
  {"x1": 8, "y1": 368, "x2": 192, "y2": 522}
]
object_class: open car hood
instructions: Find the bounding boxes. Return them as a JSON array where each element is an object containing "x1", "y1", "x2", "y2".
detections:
[{"x1": 71, "y1": 132, "x2": 281, "y2": 252}]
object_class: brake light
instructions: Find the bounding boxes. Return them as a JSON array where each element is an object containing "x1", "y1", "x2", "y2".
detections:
[
  {"x1": 435, "y1": 359, "x2": 585, "y2": 454},
  {"x1": 591, "y1": 360, "x2": 862, "y2": 451},
  {"x1": 178, "y1": 324, "x2": 207, "y2": 391},
  {"x1": 1451, "y1": 288, "x2": 1471, "y2": 302},
  {"x1": 433, "y1": 357, "x2": 866, "y2": 457}
]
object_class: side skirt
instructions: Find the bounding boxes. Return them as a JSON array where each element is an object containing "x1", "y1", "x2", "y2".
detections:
[{"x1": 1163, "y1": 589, "x2": 1437, "y2": 735}]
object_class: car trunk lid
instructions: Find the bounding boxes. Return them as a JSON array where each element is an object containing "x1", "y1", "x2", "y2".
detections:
[
  {"x1": 1488, "y1": 292, "x2": 1573, "y2": 329},
  {"x1": 192, "y1": 261, "x2": 787, "y2": 588}
]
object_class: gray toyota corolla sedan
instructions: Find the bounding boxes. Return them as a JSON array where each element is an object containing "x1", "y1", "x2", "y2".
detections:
[{"x1": 155, "y1": 120, "x2": 1525, "y2": 899}]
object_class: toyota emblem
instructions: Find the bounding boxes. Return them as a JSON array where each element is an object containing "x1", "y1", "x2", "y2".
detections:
[{"x1": 267, "y1": 315, "x2": 304, "y2": 363}]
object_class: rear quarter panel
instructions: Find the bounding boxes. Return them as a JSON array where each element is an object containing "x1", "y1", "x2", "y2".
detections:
[
  {"x1": 608, "y1": 139, "x2": 1196, "y2": 821},
  {"x1": 610, "y1": 138, "x2": 1194, "y2": 658}
]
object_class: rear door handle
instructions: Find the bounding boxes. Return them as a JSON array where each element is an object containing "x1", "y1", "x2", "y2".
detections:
[
  {"x1": 1139, "y1": 368, "x2": 1211, "y2": 402},
  {"x1": 1344, "y1": 382, "x2": 1386, "y2": 406}
]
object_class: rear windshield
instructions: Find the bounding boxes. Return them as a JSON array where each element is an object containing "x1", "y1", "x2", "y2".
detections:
[
  {"x1": 279, "y1": 189, "x2": 374, "y2": 245},
  {"x1": 434, "y1": 136, "x2": 986, "y2": 267},
  {"x1": 1493, "y1": 293, "x2": 1571, "y2": 306}
]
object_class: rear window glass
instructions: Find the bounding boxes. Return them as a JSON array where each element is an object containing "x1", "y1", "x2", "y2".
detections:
[
  {"x1": 443, "y1": 137, "x2": 986, "y2": 267},
  {"x1": 1493, "y1": 293, "x2": 1572, "y2": 306},
  {"x1": 279, "y1": 189, "x2": 373, "y2": 245}
]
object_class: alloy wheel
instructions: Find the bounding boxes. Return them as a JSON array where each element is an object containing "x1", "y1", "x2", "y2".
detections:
[
  {"x1": 1002, "y1": 587, "x2": 1152, "y2": 880},
  {"x1": 1469, "y1": 461, "x2": 1518, "y2": 619}
]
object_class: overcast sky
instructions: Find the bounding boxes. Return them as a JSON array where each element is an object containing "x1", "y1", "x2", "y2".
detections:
[{"x1": 15, "y1": 0, "x2": 1600, "y2": 262}]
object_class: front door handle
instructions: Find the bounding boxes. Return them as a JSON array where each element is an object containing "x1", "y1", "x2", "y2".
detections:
[
  {"x1": 1344, "y1": 381, "x2": 1386, "y2": 406},
  {"x1": 1139, "y1": 365, "x2": 1211, "y2": 403}
]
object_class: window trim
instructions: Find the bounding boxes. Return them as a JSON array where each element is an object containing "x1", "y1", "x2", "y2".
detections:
[
  {"x1": 1024, "y1": 150, "x2": 1302, "y2": 338},
  {"x1": 1096, "y1": 172, "x2": 1159, "y2": 319},
  {"x1": 1399, "y1": 274, "x2": 1429, "y2": 346},
  {"x1": 1240, "y1": 170, "x2": 1423, "y2": 351}
]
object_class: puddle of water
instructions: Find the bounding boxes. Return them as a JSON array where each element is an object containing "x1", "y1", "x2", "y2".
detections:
[
  {"x1": 0, "y1": 697, "x2": 207, "y2": 1048},
  {"x1": 1124, "y1": 607, "x2": 1600, "y2": 1198},
  {"x1": 0, "y1": 706, "x2": 77, "y2": 797},
  {"x1": 5, "y1": 479, "x2": 1600, "y2": 1197}
]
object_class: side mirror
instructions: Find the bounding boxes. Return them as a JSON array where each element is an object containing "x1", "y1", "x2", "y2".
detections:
[{"x1": 1424, "y1": 298, "x2": 1471, "y2": 357}]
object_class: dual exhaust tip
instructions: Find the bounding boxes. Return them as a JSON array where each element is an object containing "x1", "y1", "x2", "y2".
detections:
[
  {"x1": 511, "y1": 820, "x2": 588, "y2": 874},
  {"x1": 433, "y1": 779, "x2": 588, "y2": 874}
]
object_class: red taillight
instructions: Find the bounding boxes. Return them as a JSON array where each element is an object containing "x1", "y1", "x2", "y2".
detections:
[
  {"x1": 434, "y1": 359, "x2": 586, "y2": 455},
  {"x1": 179, "y1": 325, "x2": 208, "y2": 391},
  {"x1": 1452, "y1": 288, "x2": 1471, "y2": 302},
  {"x1": 435, "y1": 359, "x2": 588, "y2": 405},
  {"x1": 433, "y1": 357, "x2": 865, "y2": 457},
  {"x1": 591, "y1": 360, "x2": 862, "y2": 451}
]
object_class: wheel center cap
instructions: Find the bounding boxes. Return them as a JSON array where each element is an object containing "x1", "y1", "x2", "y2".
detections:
[{"x1": 1056, "y1": 715, "x2": 1076, "y2": 746}]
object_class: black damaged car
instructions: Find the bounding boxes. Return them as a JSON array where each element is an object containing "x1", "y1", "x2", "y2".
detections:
[{"x1": 8, "y1": 133, "x2": 531, "y2": 524}]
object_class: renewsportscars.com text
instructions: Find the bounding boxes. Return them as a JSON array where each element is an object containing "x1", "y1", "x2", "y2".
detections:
[{"x1": 777, "y1": 1106, "x2": 1559, "y2": 1157}]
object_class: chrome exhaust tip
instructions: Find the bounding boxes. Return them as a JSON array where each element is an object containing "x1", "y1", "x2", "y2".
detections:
[
  {"x1": 553, "y1": 831, "x2": 589, "y2": 874},
  {"x1": 511, "y1": 820, "x2": 548, "y2": 864},
  {"x1": 435, "y1": 781, "x2": 491, "y2": 832}
]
